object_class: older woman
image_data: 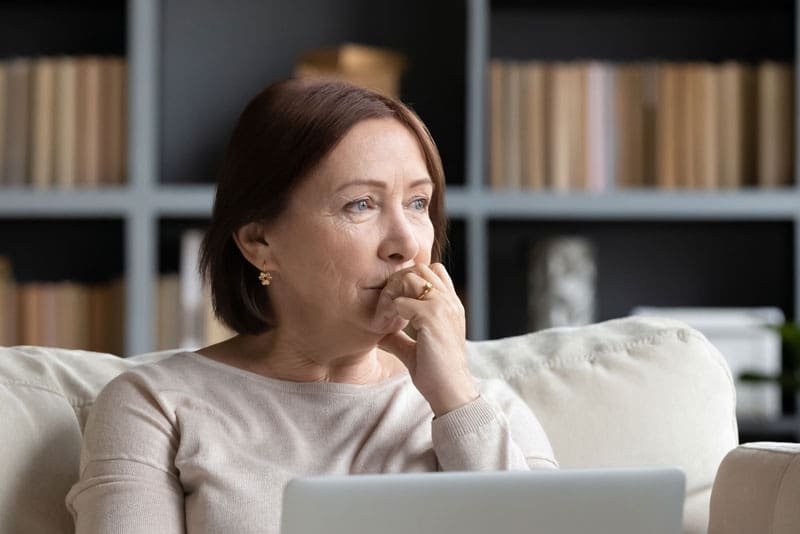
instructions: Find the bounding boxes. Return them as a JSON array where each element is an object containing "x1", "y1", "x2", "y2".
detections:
[{"x1": 66, "y1": 79, "x2": 557, "y2": 533}]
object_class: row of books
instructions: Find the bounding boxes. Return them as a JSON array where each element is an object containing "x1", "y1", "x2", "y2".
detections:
[
  {"x1": 489, "y1": 60, "x2": 794, "y2": 191},
  {"x1": 0, "y1": 236, "x2": 232, "y2": 355},
  {"x1": 0, "y1": 257, "x2": 124, "y2": 354},
  {"x1": 0, "y1": 55, "x2": 128, "y2": 189}
]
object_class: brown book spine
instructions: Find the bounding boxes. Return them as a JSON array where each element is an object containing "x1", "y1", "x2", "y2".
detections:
[
  {"x1": 614, "y1": 64, "x2": 645, "y2": 188},
  {"x1": 641, "y1": 64, "x2": 659, "y2": 187},
  {"x1": 503, "y1": 61, "x2": 522, "y2": 189},
  {"x1": 39, "y1": 283, "x2": 59, "y2": 347},
  {"x1": 684, "y1": 63, "x2": 699, "y2": 189},
  {"x1": 757, "y1": 61, "x2": 795, "y2": 187},
  {"x1": 30, "y1": 58, "x2": 57, "y2": 189},
  {"x1": 549, "y1": 63, "x2": 571, "y2": 192},
  {"x1": 0, "y1": 257, "x2": 16, "y2": 346},
  {"x1": 55, "y1": 56, "x2": 78, "y2": 188},
  {"x1": 655, "y1": 63, "x2": 679, "y2": 190},
  {"x1": 157, "y1": 274, "x2": 181, "y2": 350},
  {"x1": 101, "y1": 57, "x2": 126, "y2": 185},
  {"x1": 520, "y1": 62, "x2": 548, "y2": 190},
  {"x1": 572, "y1": 63, "x2": 589, "y2": 191},
  {"x1": 79, "y1": 57, "x2": 103, "y2": 187},
  {"x1": 18, "y1": 284, "x2": 38, "y2": 345},
  {"x1": 3, "y1": 58, "x2": 31, "y2": 186},
  {"x1": 697, "y1": 63, "x2": 720, "y2": 190}
]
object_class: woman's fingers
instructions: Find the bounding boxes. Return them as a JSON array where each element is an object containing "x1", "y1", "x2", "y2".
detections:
[
  {"x1": 378, "y1": 330, "x2": 416, "y2": 370},
  {"x1": 383, "y1": 267, "x2": 442, "y2": 302},
  {"x1": 429, "y1": 263, "x2": 456, "y2": 292}
]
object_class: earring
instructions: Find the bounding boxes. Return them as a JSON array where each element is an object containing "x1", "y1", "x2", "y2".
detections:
[{"x1": 258, "y1": 264, "x2": 272, "y2": 286}]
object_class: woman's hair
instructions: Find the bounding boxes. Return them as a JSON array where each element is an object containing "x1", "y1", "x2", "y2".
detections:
[{"x1": 200, "y1": 78, "x2": 448, "y2": 335}]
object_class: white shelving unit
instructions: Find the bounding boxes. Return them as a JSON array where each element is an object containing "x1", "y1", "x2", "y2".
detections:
[{"x1": 2, "y1": 0, "x2": 798, "y2": 354}]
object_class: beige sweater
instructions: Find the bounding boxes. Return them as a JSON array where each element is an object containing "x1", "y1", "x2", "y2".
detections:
[{"x1": 66, "y1": 351, "x2": 557, "y2": 533}]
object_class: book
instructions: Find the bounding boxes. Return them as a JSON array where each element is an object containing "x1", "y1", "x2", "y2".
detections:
[
  {"x1": 102, "y1": 57, "x2": 127, "y2": 185},
  {"x1": 157, "y1": 274, "x2": 182, "y2": 350},
  {"x1": 489, "y1": 60, "x2": 505, "y2": 189},
  {"x1": 613, "y1": 63, "x2": 645, "y2": 188},
  {"x1": 719, "y1": 62, "x2": 756, "y2": 188},
  {"x1": 30, "y1": 58, "x2": 57, "y2": 189},
  {"x1": 78, "y1": 56, "x2": 103, "y2": 187},
  {"x1": 0, "y1": 257, "x2": 16, "y2": 346},
  {"x1": 572, "y1": 63, "x2": 588, "y2": 191},
  {"x1": 757, "y1": 61, "x2": 794, "y2": 187},
  {"x1": 641, "y1": 64, "x2": 659, "y2": 187},
  {"x1": 520, "y1": 61, "x2": 548, "y2": 190},
  {"x1": 55, "y1": 56, "x2": 78, "y2": 188},
  {"x1": 3, "y1": 58, "x2": 31, "y2": 186},
  {"x1": 655, "y1": 63, "x2": 679, "y2": 190},
  {"x1": 683, "y1": 63, "x2": 698, "y2": 189},
  {"x1": 502, "y1": 61, "x2": 522, "y2": 189},
  {"x1": 549, "y1": 63, "x2": 572, "y2": 191},
  {"x1": 586, "y1": 61, "x2": 610, "y2": 193},
  {"x1": 17, "y1": 284, "x2": 40, "y2": 345},
  {"x1": 696, "y1": 63, "x2": 720, "y2": 190}
]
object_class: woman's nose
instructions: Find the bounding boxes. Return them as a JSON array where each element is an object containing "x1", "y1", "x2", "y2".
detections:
[{"x1": 377, "y1": 209, "x2": 420, "y2": 263}]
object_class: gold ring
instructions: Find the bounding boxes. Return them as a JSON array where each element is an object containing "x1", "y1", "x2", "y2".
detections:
[{"x1": 417, "y1": 281, "x2": 434, "y2": 300}]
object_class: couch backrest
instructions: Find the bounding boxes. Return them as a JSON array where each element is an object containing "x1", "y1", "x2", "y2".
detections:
[
  {"x1": 467, "y1": 316, "x2": 739, "y2": 534},
  {"x1": 0, "y1": 346, "x2": 171, "y2": 534},
  {"x1": 0, "y1": 316, "x2": 738, "y2": 534}
]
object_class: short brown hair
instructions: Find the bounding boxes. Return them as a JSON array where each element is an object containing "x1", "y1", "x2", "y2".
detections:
[{"x1": 200, "y1": 78, "x2": 448, "y2": 335}]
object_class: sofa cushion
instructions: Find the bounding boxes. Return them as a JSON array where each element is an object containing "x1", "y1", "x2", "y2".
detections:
[
  {"x1": 0, "y1": 346, "x2": 173, "y2": 534},
  {"x1": 467, "y1": 316, "x2": 739, "y2": 534}
]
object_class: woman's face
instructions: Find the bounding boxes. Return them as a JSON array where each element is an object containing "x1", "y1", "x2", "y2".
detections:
[{"x1": 264, "y1": 117, "x2": 435, "y2": 341}]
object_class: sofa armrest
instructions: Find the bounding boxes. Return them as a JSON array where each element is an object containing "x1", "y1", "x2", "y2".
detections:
[{"x1": 708, "y1": 442, "x2": 800, "y2": 534}]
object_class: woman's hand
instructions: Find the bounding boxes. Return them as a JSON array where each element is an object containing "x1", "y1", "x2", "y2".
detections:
[{"x1": 376, "y1": 263, "x2": 479, "y2": 417}]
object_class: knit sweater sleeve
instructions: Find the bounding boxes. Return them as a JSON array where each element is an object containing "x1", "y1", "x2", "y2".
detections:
[
  {"x1": 65, "y1": 370, "x2": 185, "y2": 534},
  {"x1": 430, "y1": 379, "x2": 558, "y2": 471}
]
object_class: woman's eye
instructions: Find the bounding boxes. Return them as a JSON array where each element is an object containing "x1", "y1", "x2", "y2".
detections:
[
  {"x1": 410, "y1": 198, "x2": 428, "y2": 211},
  {"x1": 347, "y1": 199, "x2": 371, "y2": 212}
]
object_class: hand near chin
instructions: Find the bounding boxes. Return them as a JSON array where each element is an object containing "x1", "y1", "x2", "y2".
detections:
[{"x1": 377, "y1": 263, "x2": 479, "y2": 417}]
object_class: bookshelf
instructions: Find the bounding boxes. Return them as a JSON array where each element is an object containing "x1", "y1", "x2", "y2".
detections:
[
  {"x1": 464, "y1": 0, "x2": 800, "y2": 342},
  {"x1": 1, "y1": 0, "x2": 799, "y2": 371}
]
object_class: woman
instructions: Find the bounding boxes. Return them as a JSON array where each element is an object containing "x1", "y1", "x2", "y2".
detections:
[{"x1": 67, "y1": 78, "x2": 557, "y2": 533}]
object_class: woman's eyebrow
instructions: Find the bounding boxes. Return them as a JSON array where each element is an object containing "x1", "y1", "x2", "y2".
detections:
[{"x1": 334, "y1": 177, "x2": 433, "y2": 193}]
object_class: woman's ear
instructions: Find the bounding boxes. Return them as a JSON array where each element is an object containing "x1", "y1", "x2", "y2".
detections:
[{"x1": 233, "y1": 222, "x2": 278, "y2": 272}]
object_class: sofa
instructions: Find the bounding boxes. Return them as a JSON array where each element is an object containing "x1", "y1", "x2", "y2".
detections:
[{"x1": 1, "y1": 315, "x2": 797, "y2": 534}]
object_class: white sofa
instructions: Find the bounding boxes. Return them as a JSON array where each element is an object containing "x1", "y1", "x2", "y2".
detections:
[{"x1": 1, "y1": 316, "x2": 797, "y2": 533}]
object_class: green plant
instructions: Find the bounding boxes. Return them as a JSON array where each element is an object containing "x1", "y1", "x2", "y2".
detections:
[{"x1": 739, "y1": 322, "x2": 800, "y2": 391}]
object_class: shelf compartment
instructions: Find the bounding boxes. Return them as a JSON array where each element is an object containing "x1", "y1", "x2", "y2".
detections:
[{"x1": 488, "y1": 218, "x2": 795, "y2": 339}]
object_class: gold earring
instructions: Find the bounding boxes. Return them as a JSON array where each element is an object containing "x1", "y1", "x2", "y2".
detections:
[{"x1": 258, "y1": 264, "x2": 272, "y2": 286}]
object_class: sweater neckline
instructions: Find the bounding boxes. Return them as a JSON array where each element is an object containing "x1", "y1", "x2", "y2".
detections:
[{"x1": 179, "y1": 351, "x2": 412, "y2": 394}]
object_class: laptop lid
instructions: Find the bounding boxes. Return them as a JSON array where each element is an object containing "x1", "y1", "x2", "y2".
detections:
[{"x1": 281, "y1": 467, "x2": 685, "y2": 534}]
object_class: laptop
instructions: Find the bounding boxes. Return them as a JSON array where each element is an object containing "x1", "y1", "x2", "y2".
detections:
[{"x1": 281, "y1": 467, "x2": 685, "y2": 534}]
